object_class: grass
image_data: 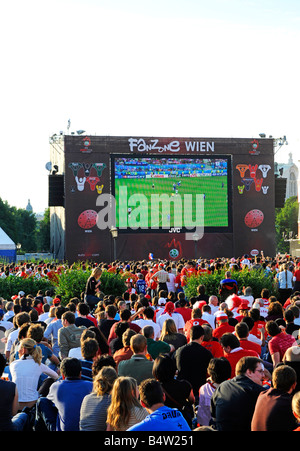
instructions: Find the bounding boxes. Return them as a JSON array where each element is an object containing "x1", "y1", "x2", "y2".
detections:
[{"x1": 115, "y1": 175, "x2": 228, "y2": 229}]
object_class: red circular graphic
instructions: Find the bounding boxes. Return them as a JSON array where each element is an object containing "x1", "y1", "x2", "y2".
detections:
[
  {"x1": 244, "y1": 209, "x2": 264, "y2": 228},
  {"x1": 78, "y1": 209, "x2": 98, "y2": 229}
]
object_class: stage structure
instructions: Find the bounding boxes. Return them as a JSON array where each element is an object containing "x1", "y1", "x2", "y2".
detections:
[{"x1": 49, "y1": 135, "x2": 276, "y2": 262}]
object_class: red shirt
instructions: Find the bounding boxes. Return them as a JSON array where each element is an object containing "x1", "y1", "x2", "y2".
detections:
[
  {"x1": 268, "y1": 332, "x2": 297, "y2": 361},
  {"x1": 212, "y1": 322, "x2": 235, "y2": 341},
  {"x1": 174, "y1": 307, "x2": 192, "y2": 323},
  {"x1": 238, "y1": 338, "x2": 261, "y2": 356},
  {"x1": 224, "y1": 348, "x2": 258, "y2": 378},
  {"x1": 202, "y1": 340, "x2": 224, "y2": 358}
]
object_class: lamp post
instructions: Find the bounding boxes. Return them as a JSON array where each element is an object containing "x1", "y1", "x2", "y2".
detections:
[
  {"x1": 110, "y1": 226, "x2": 118, "y2": 261},
  {"x1": 192, "y1": 232, "x2": 200, "y2": 259}
]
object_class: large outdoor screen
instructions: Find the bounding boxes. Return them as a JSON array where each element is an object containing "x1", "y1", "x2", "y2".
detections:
[{"x1": 112, "y1": 155, "x2": 231, "y2": 233}]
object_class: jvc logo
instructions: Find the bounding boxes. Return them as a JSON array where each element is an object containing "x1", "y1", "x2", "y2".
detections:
[{"x1": 169, "y1": 227, "x2": 181, "y2": 233}]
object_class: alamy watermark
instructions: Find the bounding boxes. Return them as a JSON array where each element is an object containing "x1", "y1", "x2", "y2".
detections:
[{"x1": 95, "y1": 187, "x2": 205, "y2": 241}]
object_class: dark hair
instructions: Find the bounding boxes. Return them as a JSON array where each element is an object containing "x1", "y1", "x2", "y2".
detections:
[
  {"x1": 208, "y1": 357, "x2": 232, "y2": 384},
  {"x1": 92, "y1": 354, "x2": 116, "y2": 378},
  {"x1": 78, "y1": 302, "x2": 90, "y2": 316},
  {"x1": 265, "y1": 320, "x2": 281, "y2": 337},
  {"x1": 115, "y1": 321, "x2": 129, "y2": 338},
  {"x1": 235, "y1": 356, "x2": 263, "y2": 375},
  {"x1": 242, "y1": 316, "x2": 255, "y2": 330},
  {"x1": 190, "y1": 325, "x2": 204, "y2": 341},
  {"x1": 152, "y1": 354, "x2": 176, "y2": 383},
  {"x1": 139, "y1": 378, "x2": 164, "y2": 408},
  {"x1": 220, "y1": 333, "x2": 240, "y2": 349},
  {"x1": 235, "y1": 322, "x2": 249, "y2": 339},
  {"x1": 60, "y1": 357, "x2": 82, "y2": 378},
  {"x1": 273, "y1": 364, "x2": 297, "y2": 392},
  {"x1": 81, "y1": 338, "x2": 99, "y2": 360}
]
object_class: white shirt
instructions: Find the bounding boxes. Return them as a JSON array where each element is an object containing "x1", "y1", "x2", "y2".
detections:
[
  {"x1": 132, "y1": 319, "x2": 161, "y2": 340},
  {"x1": 166, "y1": 273, "x2": 176, "y2": 293},
  {"x1": 0, "y1": 319, "x2": 14, "y2": 331},
  {"x1": 3, "y1": 311, "x2": 14, "y2": 322},
  {"x1": 10, "y1": 355, "x2": 59, "y2": 402},
  {"x1": 239, "y1": 295, "x2": 254, "y2": 308},
  {"x1": 276, "y1": 270, "x2": 294, "y2": 289},
  {"x1": 201, "y1": 312, "x2": 216, "y2": 329},
  {"x1": 157, "y1": 312, "x2": 185, "y2": 331},
  {"x1": 39, "y1": 312, "x2": 50, "y2": 322}
]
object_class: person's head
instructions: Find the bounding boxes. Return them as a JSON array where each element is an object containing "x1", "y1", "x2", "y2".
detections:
[
  {"x1": 115, "y1": 321, "x2": 130, "y2": 339},
  {"x1": 91, "y1": 266, "x2": 102, "y2": 280},
  {"x1": 268, "y1": 301, "x2": 284, "y2": 316},
  {"x1": 152, "y1": 353, "x2": 176, "y2": 383},
  {"x1": 122, "y1": 328, "x2": 137, "y2": 347},
  {"x1": 15, "y1": 312, "x2": 30, "y2": 328},
  {"x1": 284, "y1": 309, "x2": 295, "y2": 324},
  {"x1": 19, "y1": 338, "x2": 42, "y2": 365},
  {"x1": 143, "y1": 307, "x2": 155, "y2": 320},
  {"x1": 138, "y1": 378, "x2": 165, "y2": 410},
  {"x1": 160, "y1": 318, "x2": 178, "y2": 338},
  {"x1": 190, "y1": 325, "x2": 205, "y2": 342},
  {"x1": 130, "y1": 333, "x2": 147, "y2": 354},
  {"x1": 272, "y1": 364, "x2": 297, "y2": 393},
  {"x1": 60, "y1": 357, "x2": 82, "y2": 379},
  {"x1": 81, "y1": 337, "x2": 99, "y2": 360},
  {"x1": 93, "y1": 365, "x2": 117, "y2": 397},
  {"x1": 261, "y1": 288, "x2": 270, "y2": 299},
  {"x1": 27, "y1": 324, "x2": 44, "y2": 343},
  {"x1": 235, "y1": 356, "x2": 265, "y2": 385},
  {"x1": 105, "y1": 304, "x2": 117, "y2": 319},
  {"x1": 92, "y1": 354, "x2": 117, "y2": 377},
  {"x1": 220, "y1": 333, "x2": 240, "y2": 352},
  {"x1": 191, "y1": 308, "x2": 202, "y2": 319},
  {"x1": 265, "y1": 320, "x2": 281, "y2": 337},
  {"x1": 77, "y1": 302, "x2": 90, "y2": 317},
  {"x1": 292, "y1": 391, "x2": 300, "y2": 423},
  {"x1": 235, "y1": 322, "x2": 250, "y2": 340},
  {"x1": 142, "y1": 325, "x2": 154, "y2": 339},
  {"x1": 209, "y1": 295, "x2": 218, "y2": 307},
  {"x1": 207, "y1": 357, "x2": 232, "y2": 384},
  {"x1": 107, "y1": 376, "x2": 141, "y2": 430},
  {"x1": 202, "y1": 324, "x2": 213, "y2": 342},
  {"x1": 62, "y1": 311, "x2": 76, "y2": 326}
]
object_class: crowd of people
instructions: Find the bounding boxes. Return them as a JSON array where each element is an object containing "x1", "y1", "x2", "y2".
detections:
[{"x1": 1, "y1": 253, "x2": 300, "y2": 432}]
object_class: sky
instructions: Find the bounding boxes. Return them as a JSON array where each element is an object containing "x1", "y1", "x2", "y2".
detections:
[{"x1": 1, "y1": 0, "x2": 300, "y2": 214}]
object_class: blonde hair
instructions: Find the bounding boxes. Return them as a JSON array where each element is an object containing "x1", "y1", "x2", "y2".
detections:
[
  {"x1": 106, "y1": 376, "x2": 141, "y2": 430},
  {"x1": 19, "y1": 338, "x2": 42, "y2": 365},
  {"x1": 160, "y1": 318, "x2": 177, "y2": 340},
  {"x1": 292, "y1": 391, "x2": 300, "y2": 419},
  {"x1": 93, "y1": 366, "x2": 117, "y2": 397},
  {"x1": 91, "y1": 267, "x2": 102, "y2": 280}
]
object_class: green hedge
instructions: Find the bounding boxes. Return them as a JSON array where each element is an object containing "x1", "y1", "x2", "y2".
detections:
[
  {"x1": 183, "y1": 269, "x2": 279, "y2": 300},
  {"x1": 54, "y1": 269, "x2": 127, "y2": 304},
  {"x1": 0, "y1": 276, "x2": 55, "y2": 300}
]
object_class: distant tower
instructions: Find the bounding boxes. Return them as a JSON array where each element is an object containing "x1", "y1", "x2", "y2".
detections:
[{"x1": 26, "y1": 199, "x2": 33, "y2": 213}]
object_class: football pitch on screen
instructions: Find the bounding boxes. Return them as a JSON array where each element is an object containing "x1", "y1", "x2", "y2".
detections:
[{"x1": 115, "y1": 176, "x2": 228, "y2": 229}]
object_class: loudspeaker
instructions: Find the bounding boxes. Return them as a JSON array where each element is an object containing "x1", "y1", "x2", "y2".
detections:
[
  {"x1": 274, "y1": 177, "x2": 287, "y2": 208},
  {"x1": 49, "y1": 175, "x2": 65, "y2": 207}
]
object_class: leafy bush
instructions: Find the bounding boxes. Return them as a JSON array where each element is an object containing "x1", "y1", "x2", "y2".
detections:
[
  {"x1": 55, "y1": 269, "x2": 127, "y2": 305},
  {"x1": 0, "y1": 275, "x2": 55, "y2": 300},
  {"x1": 184, "y1": 269, "x2": 279, "y2": 300}
]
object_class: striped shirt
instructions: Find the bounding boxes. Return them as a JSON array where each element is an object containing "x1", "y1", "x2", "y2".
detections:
[{"x1": 79, "y1": 359, "x2": 93, "y2": 381}]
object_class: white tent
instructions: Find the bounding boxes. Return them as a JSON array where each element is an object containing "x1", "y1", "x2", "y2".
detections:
[{"x1": 0, "y1": 227, "x2": 16, "y2": 261}]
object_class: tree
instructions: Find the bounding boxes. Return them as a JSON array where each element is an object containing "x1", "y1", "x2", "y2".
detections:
[
  {"x1": 275, "y1": 196, "x2": 298, "y2": 253},
  {"x1": 37, "y1": 208, "x2": 50, "y2": 252}
]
